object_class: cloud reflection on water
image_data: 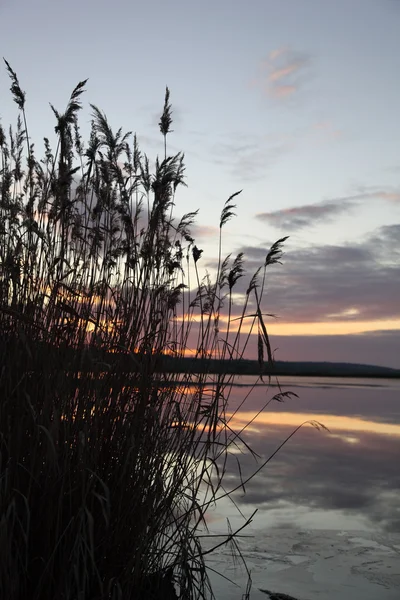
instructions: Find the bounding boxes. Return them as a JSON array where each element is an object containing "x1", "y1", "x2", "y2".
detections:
[{"x1": 209, "y1": 377, "x2": 400, "y2": 534}]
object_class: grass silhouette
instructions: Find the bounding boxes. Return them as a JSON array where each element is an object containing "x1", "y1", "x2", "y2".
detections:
[{"x1": 0, "y1": 61, "x2": 297, "y2": 599}]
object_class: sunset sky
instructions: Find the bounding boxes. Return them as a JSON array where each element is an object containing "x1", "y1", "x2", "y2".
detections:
[{"x1": 1, "y1": 0, "x2": 399, "y2": 367}]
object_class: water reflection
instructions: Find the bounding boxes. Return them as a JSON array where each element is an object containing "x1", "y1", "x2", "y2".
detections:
[{"x1": 209, "y1": 377, "x2": 400, "y2": 534}]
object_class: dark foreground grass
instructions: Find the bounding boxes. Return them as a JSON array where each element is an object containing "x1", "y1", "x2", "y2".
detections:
[{"x1": 0, "y1": 62, "x2": 312, "y2": 599}]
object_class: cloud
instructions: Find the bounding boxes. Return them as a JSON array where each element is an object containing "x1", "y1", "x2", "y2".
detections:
[
  {"x1": 256, "y1": 188, "x2": 400, "y2": 230},
  {"x1": 268, "y1": 47, "x2": 287, "y2": 61},
  {"x1": 203, "y1": 120, "x2": 345, "y2": 184},
  {"x1": 312, "y1": 120, "x2": 342, "y2": 142},
  {"x1": 191, "y1": 223, "x2": 219, "y2": 240},
  {"x1": 215, "y1": 379, "x2": 400, "y2": 531},
  {"x1": 256, "y1": 200, "x2": 353, "y2": 230},
  {"x1": 207, "y1": 132, "x2": 293, "y2": 181},
  {"x1": 194, "y1": 220, "x2": 400, "y2": 367},
  {"x1": 218, "y1": 223, "x2": 400, "y2": 329},
  {"x1": 268, "y1": 64, "x2": 300, "y2": 82},
  {"x1": 268, "y1": 330, "x2": 400, "y2": 369},
  {"x1": 225, "y1": 421, "x2": 400, "y2": 532},
  {"x1": 253, "y1": 47, "x2": 311, "y2": 101}
]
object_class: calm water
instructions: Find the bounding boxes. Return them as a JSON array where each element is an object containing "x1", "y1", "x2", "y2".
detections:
[{"x1": 206, "y1": 376, "x2": 400, "y2": 534}]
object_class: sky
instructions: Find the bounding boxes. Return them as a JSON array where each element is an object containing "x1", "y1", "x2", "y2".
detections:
[{"x1": 1, "y1": 0, "x2": 399, "y2": 367}]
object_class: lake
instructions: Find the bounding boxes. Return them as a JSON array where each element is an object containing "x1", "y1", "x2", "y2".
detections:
[{"x1": 201, "y1": 376, "x2": 400, "y2": 600}]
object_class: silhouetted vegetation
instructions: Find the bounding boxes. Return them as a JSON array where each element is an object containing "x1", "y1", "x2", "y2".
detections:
[{"x1": 0, "y1": 62, "x2": 323, "y2": 599}]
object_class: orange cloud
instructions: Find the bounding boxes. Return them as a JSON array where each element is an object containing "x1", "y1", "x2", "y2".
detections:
[
  {"x1": 271, "y1": 84, "x2": 297, "y2": 99},
  {"x1": 213, "y1": 313, "x2": 400, "y2": 336},
  {"x1": 174, "y1": 311, "x2": 400, "y2": 339},
  {"x1": 260, "y1": 319, "x2": 400, "y2": 336},
  {"x1": 268, "y1": 63, "x2": 300, "y2": 82}
]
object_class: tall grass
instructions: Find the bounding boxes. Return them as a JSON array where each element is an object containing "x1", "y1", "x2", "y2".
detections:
[{"x1": 0, "y1": 62, "x2": 293, "y2": 600}]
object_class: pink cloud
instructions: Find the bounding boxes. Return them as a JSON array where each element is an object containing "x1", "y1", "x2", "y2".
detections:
[
  {"x1": 268, "y1": 62, "x2": 303, "y2": 82},
  {"x1": 271, "y1": 84, "x2": 297, "y2": 99},
  {"x1": 311, "y1": 120, "x2": 343, "y2": 142},
  {"x1": 354, "y1": 187, "x2": 400, "y2": 203},
  {"x1": 268, "y1": 47, "x2": 287, "y2": 61},
  {"x1": 192, "y1": 224, "x2": 219, "y2": 239},
  {"x1": 380, "y1": 192, "x2": 400, "y2": 202},
  {"x1": 254, "y1": 47, "x2": 311, "y2": 102}
]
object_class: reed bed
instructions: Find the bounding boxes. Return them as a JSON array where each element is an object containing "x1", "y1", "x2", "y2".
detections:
[{"x1": 0, "y1": 62, "x2": 291, "y2": 599}]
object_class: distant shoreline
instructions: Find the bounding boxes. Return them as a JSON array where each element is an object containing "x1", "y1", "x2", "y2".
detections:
[
  {"x1": 5, "y1": 341, "x2": 398, "y2": 379},
  {"x1": 156, "y1": 357, "x2": 400, "y2": 379}
]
